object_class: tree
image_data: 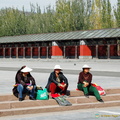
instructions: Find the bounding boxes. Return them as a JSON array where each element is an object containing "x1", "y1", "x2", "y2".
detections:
[
  {"x1": 101, "y1": 0, "x2": 113, "y2": 28},
  {"x1": 54, "y1": 0, "x2": 73, "y2": 32},
  {"x1": 90, "y1": 0, "x2": 103, "y2": 29},
  {"x1": 90, "y1": 0, "x2": 113, "y2": 29},
  {"x1": 114, "y1": 0, "x2": 120, "y2": 27},
  {"x1": 71, "y1": 0, "x2": 86, "y2": 30},
  {"x1": 0, "y1": 8, "x2": 28, "y2": 36},
  {"x1": 0, "y1": 0, "x2": 118, "y2": 37},
  {"x1": 84, "y1": 0, "x2": 92, "y2": 30}
]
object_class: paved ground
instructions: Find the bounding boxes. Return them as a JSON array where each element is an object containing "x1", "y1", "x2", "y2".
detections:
[
  {"x1": 0, "y1": 58, "x2": 120, "y2": 94},
  {"x1": 0, "y1": 59, "x2": 120, "y2": 120},
  {"x1": 0, "y1": 107, "x2": 120, "y2": 120}
]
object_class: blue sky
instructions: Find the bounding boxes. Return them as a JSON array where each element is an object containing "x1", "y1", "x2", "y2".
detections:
[
  {"x1": 0, "y1": 0, "x2": 56, "y2": 12},
  {"x1": 0, "y1": 0, "x2": 117, "y2": 12}
]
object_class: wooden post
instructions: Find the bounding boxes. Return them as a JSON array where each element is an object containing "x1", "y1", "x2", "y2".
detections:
[
  {"x1": 96, "y1": 45, "x2": 98, "y2": 59},
  {"x1": 16, "y1": 47, "x2": 18, "y2": 58},
  {"x1": 31, "y1": 47, "x2": 33, "y2": 58},
  {"x1": 38, "y1": 47, "x2": 40, "y2": 58},
  {"x1": 46, "y1": 46, "x2": 48, "y2": 58},
  {"x1": 107, "y1": 44, "x2": 110, "y2": 59},
  {"x1": 23, "y1": 47, "x2": 25, "y2": 58},
  {"x1": 63, "y1": 46, "x2": 66, "y2": 58},
  {"x1": 10, "y1": 47, "x2": 11, "y2": 58},
  {"x1": 3, "y1": 48, "x2": 5, "y2": 58},
  {"x1": 75, "y1": 45, "x2": 77, "y2": 59}
]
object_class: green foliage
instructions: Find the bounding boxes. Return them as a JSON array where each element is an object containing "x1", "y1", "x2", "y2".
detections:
[
  {"x1": 114, "y1": 0, "x2": 120, "y2": 27},
  {"x1": 0, "y1": 0, "x2": 119, "y2": 37},
  {"x1": 101, "y1": 0, "x2": 113, "y2": 28}
]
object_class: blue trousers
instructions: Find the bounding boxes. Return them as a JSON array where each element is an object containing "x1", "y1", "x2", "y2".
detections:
[{"x1": 17, "y1": 84, "x2": 36, "y2": 98}]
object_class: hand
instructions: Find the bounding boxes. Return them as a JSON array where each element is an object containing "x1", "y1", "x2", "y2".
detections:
[
  {"x1": 27, "y1": 86, "x2": 33, "y2": 90},
  {"x1": 83, "y1": 82, "x2": 89, "y2": 87},
  {"x1": 61, "y1": 84, "x2": 66, "y2": 88},
  {"x1": 58, "y1": 84, "x2": 66, "y2": 88}
]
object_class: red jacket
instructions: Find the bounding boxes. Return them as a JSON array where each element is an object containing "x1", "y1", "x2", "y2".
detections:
[{"x1": 78, "y1": 71, "x2": 92, "y2": 84}]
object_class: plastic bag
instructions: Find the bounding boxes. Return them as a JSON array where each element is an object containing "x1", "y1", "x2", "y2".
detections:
[
  {"x1": 91, "y1": 83, "x2": 106, "y2": 96},
  {"x1": 54, "y1": 96, "x2": 72, "y2": 106},
  {"x1": 36, "y1": 88, "x2": 49, "y2": 100}
]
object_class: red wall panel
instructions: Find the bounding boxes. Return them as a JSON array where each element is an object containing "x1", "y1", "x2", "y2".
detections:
[
  {"x1": 0, "y1": 48, "x2": 3, "y2": 56},
  {"x1": 110, "y1": 45, "x2": 117, "y2": 56},
  {"x1": 80, "y1": 45, "x2": 91, "y2": 56},
  {"x1": 98, "y1": 45, "x2": 107, "y2": 56},
  {"x1": 18, "y1": 48, "x2": 23, "y2": 56},
  {"x1": 52, "y1": 46, "x2": 63, "y2": 56},
  {"x1": 32, "y1": 47, "x2": 38, "y2": 56}
]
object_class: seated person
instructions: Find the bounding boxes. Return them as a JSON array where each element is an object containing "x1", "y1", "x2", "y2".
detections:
[
  {"x1": 77, "y1": 64, "x2": 104, "y2": 102},
  {"x1": 14, "y1": 66, "x2": 36, "y2": 101},
  {"x1": 46, "y1": 65, "x2": 68, "y2": 97}
]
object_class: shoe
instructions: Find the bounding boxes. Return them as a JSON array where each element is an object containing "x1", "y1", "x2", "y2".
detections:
[
  {"x1": 98, "y1": 99, "x2": 104, "y2": 103},
  {"x1": 19, "y1": 98, "x2": 23, "y2": 101},
  {"x1": 29, "y1": 97, "x2": 36, "y2": 100},
  {"x1": 84, "y1": 94, "x2": 89, "y2": 98}
]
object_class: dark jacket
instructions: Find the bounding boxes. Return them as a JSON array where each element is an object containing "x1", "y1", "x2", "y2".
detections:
[
  {"x1": 13, "y1": 71, "x2": 36, "y2": 97},
  {"x1": 78, "y1": 71, "x2": 92, "y2": 84},
  {"x1": 15, "y1": 72, "x2": 36, "y2": 86},
  {"x1": 45, "y1": 71, "x2": 68, "y2": 91}
]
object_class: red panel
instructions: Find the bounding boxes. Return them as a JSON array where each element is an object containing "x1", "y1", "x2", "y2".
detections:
[
  {"x1": 48, "y1": 47, "x2": 52, "y2": 56},
  {"x1": 40, "y1": 47, "x2": 47, "y2": 56},
  {"x1": 52, "y1": 46, "x2": 63, "y2": 56},
  {"x1": 80, "y1": 45, "x2": 91, "y2": 56},
  {"x1": 18, "y1": 48, "x2": 23, "y2": 56},
  {"x1": 98, "y1": 45, "x2": 107, "y2": 56},
  {"x1": 11, "y1": 48, "x2": 16, "y2": 56},
  {"x1": 0, "y1": 48, "x2": 3, "y2": 56},
  {"x1": 77, "y1": 46, "x2": 80, "y2": 57},
  {"x1": 89, "y1": 46, "x2": 96, "y2": 56},
  {"x1": 32, "y1": 47, "x2": 38, "y2": 56},
  {"x1": 110, "y1": 45, "x2": 117, "y2": 56},
  {"x1": 25, "y1": 48, "x2": 31, "y2": 56},
  {"x1": 66, "y1": 46, "x2": 75, "y2": 56},
  {"x1": 5, "y1": 48, "x2": 10, "y2": 56}
]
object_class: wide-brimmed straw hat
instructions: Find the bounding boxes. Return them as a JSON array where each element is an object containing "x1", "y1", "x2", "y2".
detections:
[
  {"x1": 54, "y1": 65, "x2": 62, "y2": 70},
  {"x1": 21, "y1": 66, "x2": 33, "y2": 72},
  {"x1": 82, "y1": 64, "x2": 91, "y2": 69}
]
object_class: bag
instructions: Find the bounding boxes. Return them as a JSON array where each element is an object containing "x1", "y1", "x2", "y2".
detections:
[
  {"x1": 54, "y1": 96, "x2": 72, "y2": 106},
  {"x1": 91, "y1": 83, "x2": 106, "y2": 96},
  {"x1": 12, "y1": 86, "x2": 19, "y2": 98},
  {"x1": 36, "y1": 86, "x2": 43, "y2": 90},
  {"x1": 36, "y1": 88, "x2": 49, "y2": 100}
]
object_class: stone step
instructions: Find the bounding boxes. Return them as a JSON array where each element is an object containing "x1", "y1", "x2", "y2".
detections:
[
  {"x1": 0, "y1": 93, "x2": 120, "y2": 110},
  {"x1": 0, "y1": 88, "x2": 120, "y2": 102},
  {"x1": 70, "y1": 88, "x2": 120, "y2": 97},
  {"x1": 0, "y1": 100, "x2": 120, "y2": 117}
]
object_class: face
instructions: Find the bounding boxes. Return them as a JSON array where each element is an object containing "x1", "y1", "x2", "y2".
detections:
[
  {"x1": 54, "y1": 69, "x2": 61, "y2": 74},
  {"x1": 23, "y1": 72, "x2": 29, "y2": 75},
  {"x1": 83, "y1": 68, "x2": 90, "y2": 73}
]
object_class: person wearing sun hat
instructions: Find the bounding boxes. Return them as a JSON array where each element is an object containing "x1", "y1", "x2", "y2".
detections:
[
  {"x1": 77, "y1": 64, "x2": 104, "y2": 102},
  {"x1": 14, "y1": 66, "x2": 36, "y2": 101},
  {"x1": 45, "y1": 65, "x2": 68, "y2": 98}
]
